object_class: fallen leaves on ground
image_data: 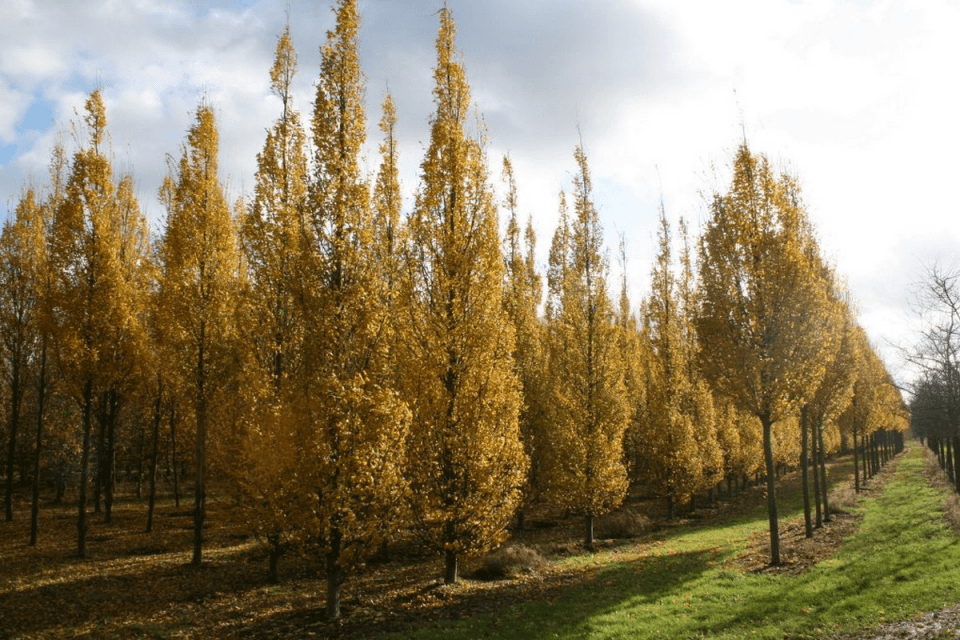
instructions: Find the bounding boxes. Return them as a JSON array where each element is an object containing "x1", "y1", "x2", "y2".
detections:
[{"x1": 0, "y1": 458, "x2": 888, "y2": 639}]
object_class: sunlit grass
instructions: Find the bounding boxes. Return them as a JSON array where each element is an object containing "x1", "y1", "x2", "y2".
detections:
[{"x1": 402, "y1": 446, "x2": 960, "y2": 639}]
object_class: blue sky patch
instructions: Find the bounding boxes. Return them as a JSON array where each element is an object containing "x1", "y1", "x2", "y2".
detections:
[
  {"x1": 0, "y1": 143, "x2": 16, "y2": 165},
  {"x1": 18, "y1": 97, "x2": 55, "y2": 134}
]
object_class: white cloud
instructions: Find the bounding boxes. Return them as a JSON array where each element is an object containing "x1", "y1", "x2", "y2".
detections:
[{"x1": 1, "y1": 0, "x2": 958, "y2": 387}]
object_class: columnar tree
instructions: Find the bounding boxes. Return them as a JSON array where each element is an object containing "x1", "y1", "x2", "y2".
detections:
[
  {"x1": 49, "y1": 91, "x2": 143, "y2": 557},
  {"x1": 0, "y1": 188, "x2": 45, "y2": 522},
  {"x1": 98, "y1": 174, "x2": 150, "y2": 524},
  {"x1": 695, "y1": 143, "x2": 836, "y2": 565},
  {"x1": 501, "y1": 155, "x2": 546, "y2": 524},
  {"x1": 617, "y1": 237, "x2": 646, "y2": 490},
  {"x1": 158, "y1": 102, "x2": 239, "y2": 566},
  {"x1": 237, "y1": 24, "x2": 311, "y2": 582},
  {"x1": 300, "y1": 0, "x2": 411, "y2": 619},
  {"x1": 677, "y1": 217, "x2": 724, "y2": 502},
  {"x1": 542, "y1": 146, "x2": 629, "y2": 546},
  {"x1": 28, "y1": 143, "x2": 63, "y2": 545},
  {"x1": 371, "y1": 92, "x2": 403, "y2": 291},
  {"x1": 803, "y1": 302, "x2": 857, "y2": 532},
  {"x1": 636, "y1": 211, "x2": 712, "y2": 517},
  {"x1": 839, "y1": 330, "x2": 891, "y2": 490},
  {"x1": 400, "y1": 6, "x2": 527, "y2": 584}
]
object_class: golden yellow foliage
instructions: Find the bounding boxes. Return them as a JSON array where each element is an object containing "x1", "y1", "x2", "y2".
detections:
[
  {"x1": 542, "y1": 146, "x2": 628, "y2": 545},
  {"x1": 696, "y1": 143, "x2": 839, "y2": 565},
  {"x1": 294, "y1": 0, "x2": 412, "y2": 619},
  {"x1": 158, "y1": 102, "x2": 239, "y2": 566},
  {"x1": 635, "y1": 212, "x2": 718, "y2": 515},
  {"x1": 399, "y1": 6, "x2": 526, "y2": 585},
  {"x1": 0, "y1": 188, "x2": 47, "y2": 523},
  {"x1": 49, "y1": 90, "x2": 148, "y2": 557},
  {"x1": 502, "y1": 155, "x2": 547, "y2": 515}
]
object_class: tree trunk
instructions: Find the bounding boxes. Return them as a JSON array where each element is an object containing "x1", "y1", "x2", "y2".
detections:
[
  {"x1": 146, "y1": 384, "x2": 163, "y2": 534},
  {"x1": 78, "y1": 378, "x2": 94, "y2": 559},
  {"x1": 3, "y1": 382, "x2": 22, "y2": 522},
  {"x1": 268, "y1": 537, "x2": 282, "y2": 584},
  {"x1": 852, "y1": 428, "x2": 860, "y2": 494},
  {"x1": 812, "y1": 417, "x2": 822, "y2": 528},
  {"x1": 104, "y1": 389, "x2": 119, "y2": 524},
  {"x1": 818, "y1": 420, "x2": 830, "y2": 523},
  {"x1": 192, "y1": 392, "x2": 206, "y2": 566},
  {"x1": 585, "y1": 513, "x2": 595, "y2": 548},
  {"x1": 444, "y1": 548, "x2": 458, "y2": 585},
  {"x1": 171, "y1": 404, "x2": 179, "y2": 510},
  {"x1": 136, "y1": 417, "x2": 145, "y2": 500},
  {"x1": 94, "y1": 399, "x2": 105, "y2": 514},
  {"x1": 800, "y1": 405, "x2": 812, "y2": 538},
  {"x1": 5, "y1": 359, "x2": 23, "y2": 521},
  {"x1": 326, "y1": 566, "x2": 343, "y2": 621},
  {"x1": 326, "y1": 530, "x2": 344, "y2": 620},
  {"x1": 29, "y1": 344, "x2": 47, "y2": 546},
  {"x1": 761, "y1": 417, "x2": 780, "y2": 566},
  {"x1": 952, "y1": 436, "x2": 960, "y2": 494}
]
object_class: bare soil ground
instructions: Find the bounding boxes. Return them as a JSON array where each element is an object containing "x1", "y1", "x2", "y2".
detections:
[{"x1": 0, "y1": 455, "x2": 907, "y2": 639}]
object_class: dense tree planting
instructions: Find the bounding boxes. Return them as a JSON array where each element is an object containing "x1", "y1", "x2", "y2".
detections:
[{"x1": 0, "y1": 1, "x2": 906, "y2": 619}]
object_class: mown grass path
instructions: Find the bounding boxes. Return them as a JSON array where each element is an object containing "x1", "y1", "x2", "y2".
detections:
[{"x1": 402, "y1": 445, "x2": 960, "y2": 639}]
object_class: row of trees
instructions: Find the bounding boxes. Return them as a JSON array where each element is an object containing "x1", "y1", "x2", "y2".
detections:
[
  {"x1": 1, "y1": 0, "x2": 908, "y2": 619},
  {"x1": 909, "y1": 266, "x2": 960, "y2": 486}
]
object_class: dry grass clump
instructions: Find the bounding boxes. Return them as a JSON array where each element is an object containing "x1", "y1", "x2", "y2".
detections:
[
  {"x1": 828, "y1": 486, "x2": 859, "y2": 511},
  {"x1": 470, "y1": 544, "x2": 546, "y2": 580},
  {"x1": 597, "y1": 508, "x2": 653, "y2": 540}
]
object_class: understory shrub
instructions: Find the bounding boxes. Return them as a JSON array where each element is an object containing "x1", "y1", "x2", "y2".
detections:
[{"x1": 471, "y1": 544, "x2": 546, "y2": 580}]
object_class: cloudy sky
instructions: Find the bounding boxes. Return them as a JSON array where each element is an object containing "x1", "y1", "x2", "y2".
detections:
[{"x1": 2, "y1": 0, "x2": 958, "y2": 388}]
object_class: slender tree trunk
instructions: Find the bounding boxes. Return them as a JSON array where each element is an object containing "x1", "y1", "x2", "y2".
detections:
[
  {"x1": 444, "y1": 548, "x2": 459, "y2": 585},
  {"x1": 812, "y1": 417, "x2": 822, "y2": 528},
  {"x1": 761, "y1": 417, "x2": 780, "y2": 566},
  {"x1": 326, "y1": 530, "x2": 344, "y2": 620},
  {"x1": 858, "y1": 434, "x2": 864, "y2": 486},
  {"x1": 585, "y1": 514, "x2": 595, "y2": 548},
  {"x1": 5, "y1": 360, "x2": 23, "y2": 521},
  {"x1": 94, "y1": 398, "x2": 105, "y2": 514},
  {"x1": 29, "y1": 344, "x2": 47, "y2": 546},
  {"x1": 146, "y1": 384, "x2": 163, "y2": 534},
  {"x1": 953, "y1": 436, "x2": 960, "y2": 494},
  {"x1": 136, "y1": 418, "x2": 145, "y2": 500},
  {"x1": 171, "y1": 403, "x2": 179, "y2": 510},
  {"x1": 801, "y1": 406, "x2": 812, "y2": 538},
  {"x1": 78, "y1": 378, "x2": 94, "y2": 559},
  {"x1": 943, "y1": 437, "x2": 951, "y2": 481},
  {"x1": 268, "y1": 535, "x2": 282, "y2": 584},
  {"x1": 818, "y1": 420, "x2": 830, "y2": 523},
  {"x1": 104, "y1": 389, "x2": 119, "y2": 524},
  {"x1": 853, "y1": 428, "x2": 860, "y2": 494},
  {"x1": 192, "y1": 391, "x2": 206, "y2": 566}
]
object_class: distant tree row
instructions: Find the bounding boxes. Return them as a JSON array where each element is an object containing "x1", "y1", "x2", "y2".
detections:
[
  {"x1": 909, "y1": 265, "x2": 960, "y2": 486},
  {"x1": 0, "y1": 0, "x2": 908, "y2": 619}
]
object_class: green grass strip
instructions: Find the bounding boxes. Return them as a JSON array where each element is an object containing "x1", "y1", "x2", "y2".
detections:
[{"x1": 397, "y1": 446, "x2": 960, "y2": 639}]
